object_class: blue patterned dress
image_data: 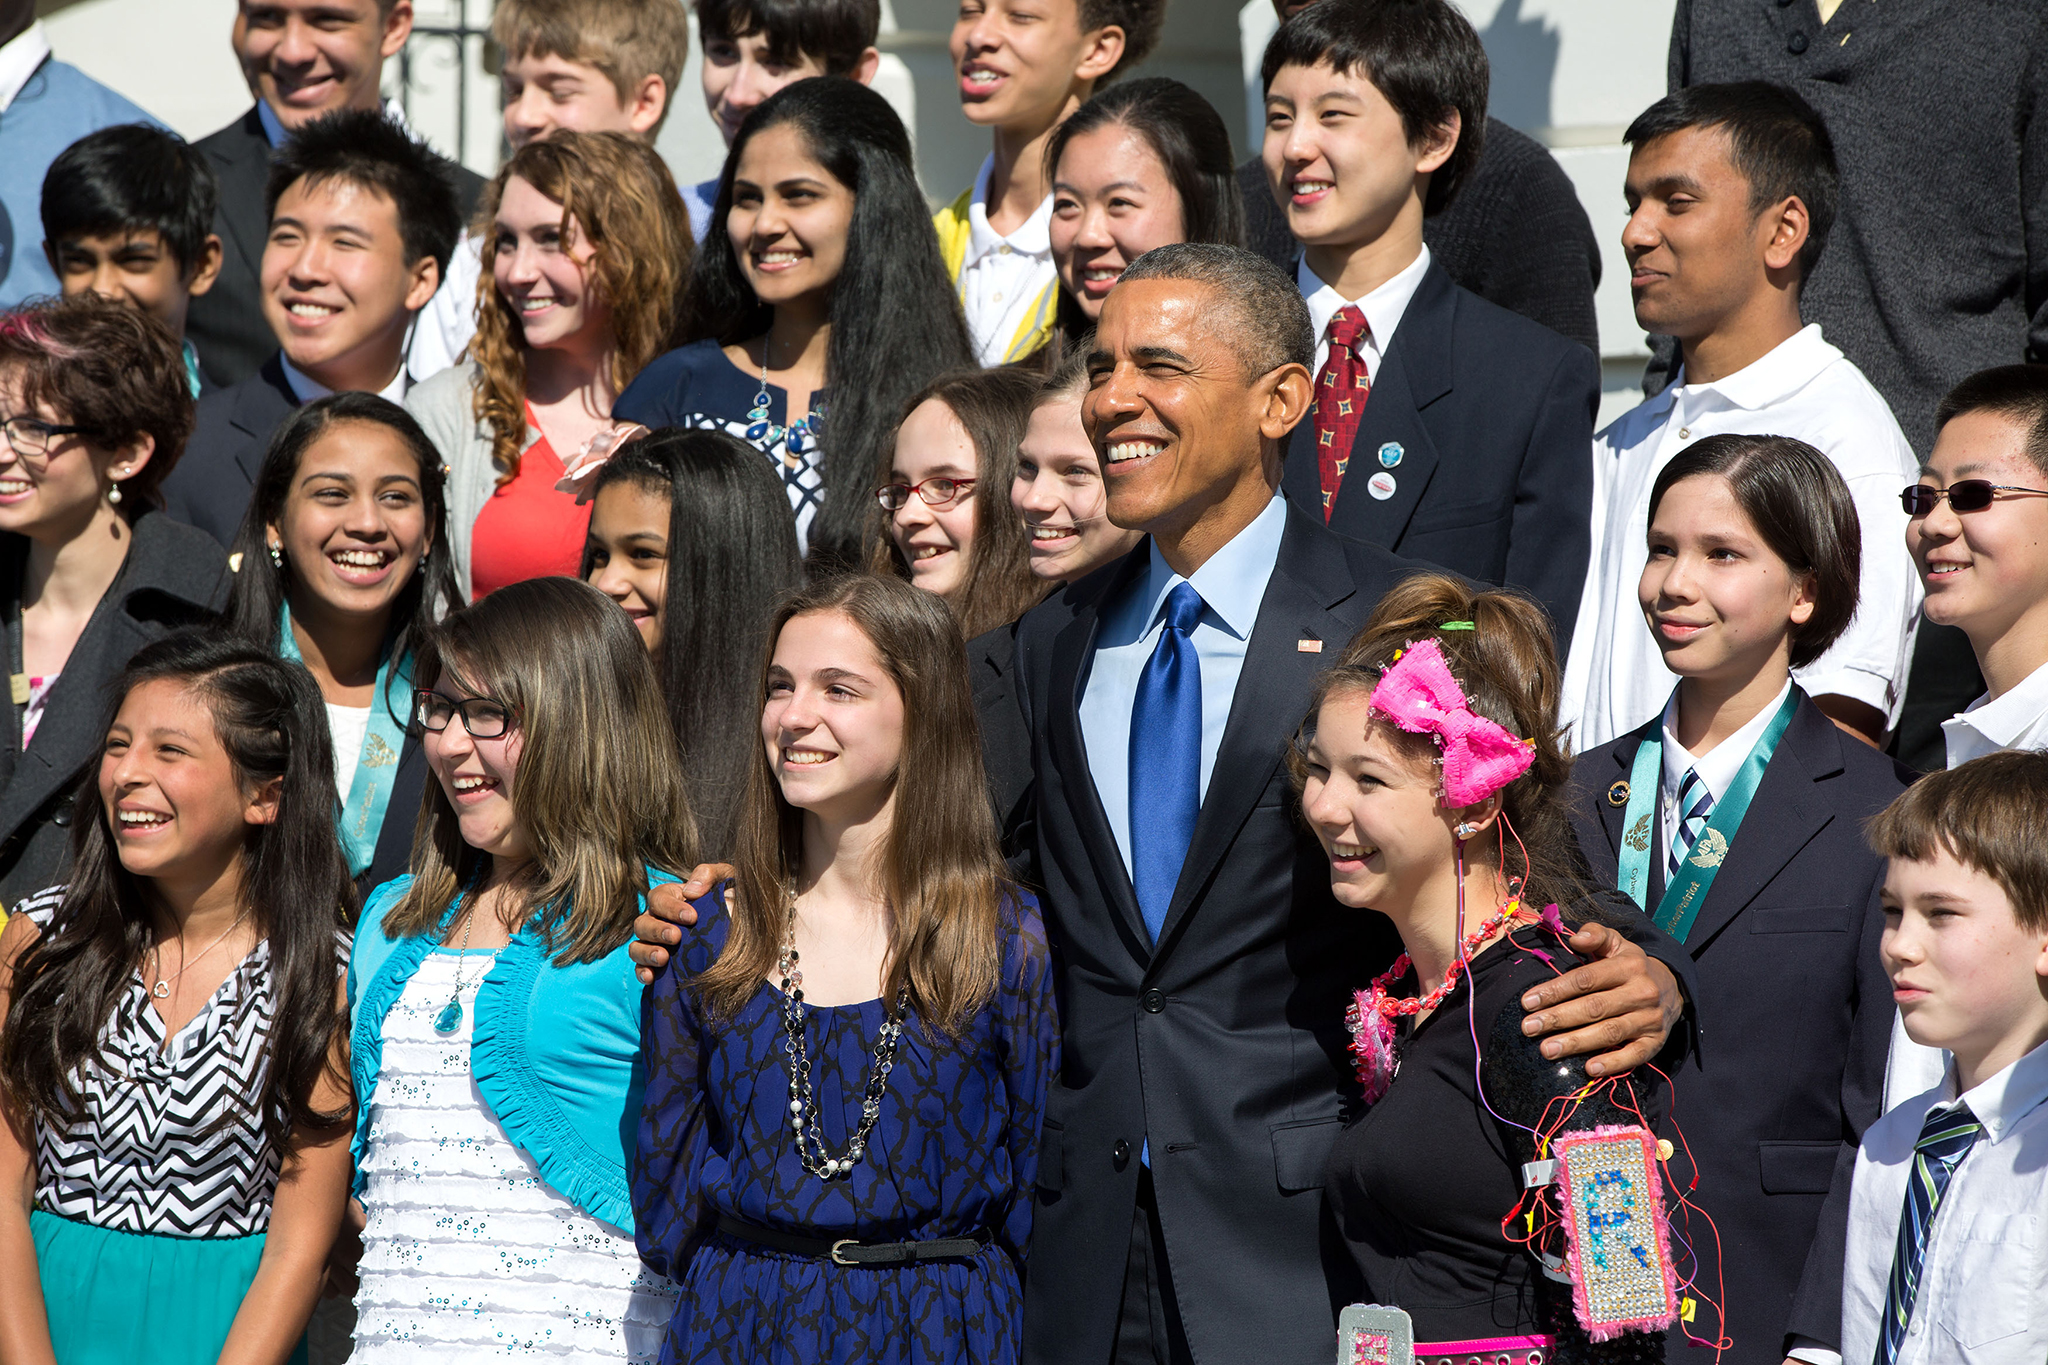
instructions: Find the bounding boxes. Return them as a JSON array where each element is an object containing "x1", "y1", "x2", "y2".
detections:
[{"x1": 633, "y1": 888, "x2": 1058, "y2": 1365}]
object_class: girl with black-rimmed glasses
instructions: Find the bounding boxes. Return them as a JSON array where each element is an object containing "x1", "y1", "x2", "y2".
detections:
[{"x1": 345, "y1": 576, "x2": 697, "y2": 1363}]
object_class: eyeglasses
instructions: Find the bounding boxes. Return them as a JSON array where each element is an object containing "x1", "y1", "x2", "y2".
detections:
[
  {"x1": 413, "y1": 690, "x2": 515, "y2": 739},
  {"x1": 1, "y1": 415, "x2": 86, "y2": 461},
  {"x1": 875, "y1": 476, "x2": 976, "y2": 512},
  {"x1": 1900, "y1": 480, "x2": 2048, "y2": 516}
]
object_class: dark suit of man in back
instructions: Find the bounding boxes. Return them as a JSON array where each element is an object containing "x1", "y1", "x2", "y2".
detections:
[
  {"x1": 1010, "y1": 244, "x2": 1694, "y2": 1365},
  {"x1": 188, "y1": 0, "x2": 482, "y2": 387}
]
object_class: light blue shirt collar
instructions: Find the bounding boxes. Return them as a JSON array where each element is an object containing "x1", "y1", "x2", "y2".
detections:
[
  {"x1": 258, "y1": 96, "x2": 408, "y2": 148},
  {"x1": 1125, "y1": 494, "x2": 1289, "y2": 641}
]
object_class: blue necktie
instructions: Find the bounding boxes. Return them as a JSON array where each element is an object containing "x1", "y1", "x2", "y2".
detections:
[
  {"x1": 1668, "y1": 767, "x2": 1714, "y2": 879},
  {"x1": 1873, "y1": 1102, "x2": 1982, "y2": 1365},
  {"x1": 1128, "y1": 582, "x2": 1204, "y2": 942}
]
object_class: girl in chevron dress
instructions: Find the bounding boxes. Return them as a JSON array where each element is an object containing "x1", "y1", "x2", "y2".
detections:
[{"x1": 0, "y1": 634, "x2": 357, "y2": 1365}]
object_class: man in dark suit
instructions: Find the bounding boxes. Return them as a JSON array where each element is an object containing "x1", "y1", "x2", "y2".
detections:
[
  {"x1": 1011, "y1": 243, "x2": 1690, "y2": 1365},
  {"x1": 1238, "y1": 0, "x2": 1602, "y2": 357},
  {"x1": 163, "y1": 109, "x2": 459, "y2": 547},
  {"x1": 188, "y1": 0, "x2": 483, "y2": 388},
  {"x1": 1258, "y1": 0, "x2": 1597, "y2": 651}
]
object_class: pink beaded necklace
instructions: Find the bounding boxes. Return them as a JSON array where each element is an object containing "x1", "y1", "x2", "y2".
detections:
[{"x1": 1345, "y1": 898, "x2": 1522, "y2": 1105}]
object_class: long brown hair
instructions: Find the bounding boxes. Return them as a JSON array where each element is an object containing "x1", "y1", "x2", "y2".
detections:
[
  {"x1": 2, "y1": 634, "x2": 352, "y2": 1150},
  {"x1": 1289, "y1": 572, "x2": 1587, "y2": 914},
  {"x1": 383, "y1": 577, "x2": 698, "y2": 961},
  {"x1": 470, "y1": 131, "x2": 693, "y2": 485},
  {"x1": 871, "y1": 367, "x2": 1047, "y2": 639},
  {"x1": 694, "y1": 574, "x2": 1007, "y2": 1035}
]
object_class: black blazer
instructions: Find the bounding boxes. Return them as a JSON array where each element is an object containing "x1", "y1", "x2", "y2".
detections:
[
  {"x1": 1567, "y1": 694, "x2": 1906, "y2": 1363},
  {"x1": 1008, "y1": 503, "x2": 1699, "y2": 1364},
  {"x1": 1281, "y1": 259, "x2": 1597, "y2": 653},
  {"x1": 186, "y1": 107, "x2": 484, "y2": 389},
  {"x1": 0, "y1": 514, "x2": 230, "y2": 903},
  {"x1": 161, "y1": 352, "x2": 299, "y2": 549},
  {"x1": 968, "y1": 619, "x2": 1035, "y2": 876}
]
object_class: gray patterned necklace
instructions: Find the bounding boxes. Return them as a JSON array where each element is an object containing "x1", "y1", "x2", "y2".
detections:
[{"x1": 776, "y1": 895, "x2": 907, "y2": 1180}]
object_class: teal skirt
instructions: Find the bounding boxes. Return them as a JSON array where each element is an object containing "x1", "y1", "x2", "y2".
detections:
[{"x1": 31, "y1": 1209, "x2": 308, "y2": 1365}]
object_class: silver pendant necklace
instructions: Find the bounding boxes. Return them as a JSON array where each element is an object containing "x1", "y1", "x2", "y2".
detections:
[
  {"x1": 149, "y1": 910, "x2": 250, "y2": 1001},
  {"x1": 433, "y1": 891, "x2": 482, "y2": 1036},
  {"x1": 777, "y1": 895, "x2": 906, "y2": 1180}
]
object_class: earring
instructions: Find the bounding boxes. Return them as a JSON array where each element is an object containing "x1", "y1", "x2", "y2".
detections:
[
  {"x1": 106, "y1": 483, "x2": 121, "y2": 506},
  {"x1": 268, "y1": 542, "x2": 283, "y2": 570}
]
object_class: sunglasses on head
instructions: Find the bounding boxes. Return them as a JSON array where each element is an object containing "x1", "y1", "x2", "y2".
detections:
[{"x1": 1900, "y1": 480, "x2": 2048, "y2": 517}]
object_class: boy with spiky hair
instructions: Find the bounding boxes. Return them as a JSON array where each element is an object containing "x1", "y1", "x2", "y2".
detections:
[
  {"x1": 40, "y1": 124, "x2": 225, "y2": 397},
  {"x1": 938, "y1": 0, "x2": 1167, "y2": 365}
]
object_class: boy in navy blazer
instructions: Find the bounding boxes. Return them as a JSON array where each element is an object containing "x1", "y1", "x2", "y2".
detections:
[{"x1": 1257, "y1": 0, "x2": 1597, "y2": 648}]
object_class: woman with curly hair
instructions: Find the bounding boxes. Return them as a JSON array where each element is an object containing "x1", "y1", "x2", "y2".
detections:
[{"x1": 406, "y1": 131, "x2": 693, "y2": 600}]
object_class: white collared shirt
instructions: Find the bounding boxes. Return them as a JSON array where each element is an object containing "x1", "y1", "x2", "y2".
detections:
[
  {"x1": 1656, "y1": 680, "x2": 1792, "y2": 860},
  {"x1": 408, "y1": 230, "x2": 482, "y2": 385},
  {"x1": 1562, "y1": 325, "x2": 1922, "y2": 751},
  {"x1": 281, "y1": 354, "x2": 408, "y2": 406},
  {"x1": 958, "y1": 154, "x2": 1056, "y2": 367},
  {"x1": 0, "y1": 21, "x2": 50, "y2": 113},
  {"x1": 257, "y1": 95, "x2": 412, "y2": 148},
  {"x1": 1942, "y1": 658, "x2": 2048, "y2": 767},
  {"x1": 1830, "y1": 1043, "x2": 2048, "y2": 1365},
  {"x1": 1077, "y1": 495, "x2": 1288, "y2": 876},
  {"x1": 1297, "y1": 244, "x2": 1431, "y2": 383}
]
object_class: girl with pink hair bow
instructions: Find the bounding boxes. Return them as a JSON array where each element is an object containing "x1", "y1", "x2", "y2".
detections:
[{"x1": 1289, "y1": 571, "x2": 1693, "y2": 1365}]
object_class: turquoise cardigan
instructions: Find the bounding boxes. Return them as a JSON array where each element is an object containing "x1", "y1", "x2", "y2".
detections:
[{"x1": 347, "y1": 870, "x2": 673, "y2": 1231}]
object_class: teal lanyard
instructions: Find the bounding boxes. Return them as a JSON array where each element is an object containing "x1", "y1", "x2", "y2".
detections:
[
  {"x1": 279, "y1": 604, "x2": 411, "y2": 878},
  {"x1": 1615, "y1": 686, "x2": 1800, "y2": 944}
]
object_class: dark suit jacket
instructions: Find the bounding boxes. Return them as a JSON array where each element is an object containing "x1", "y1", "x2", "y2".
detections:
[
  {"x1": 0, "y1": 514, "x2": 230, "y2": 903},
  {"x1": 1280, "y1": 259, "x2": 1597, "y2": 652},
  {"x1": 186, "y1": 107, "x2": 484, "y2": 388},
  {"x1": 1239, "y1": 117, "x2": 1603, "y2": 356},
  {"x1": 1567, "y1": 694, "x2": 1907, "y2": 1362},
  {"x1": 969, "y1": 620, "x2": 1035, "y2": 876},
  {"x1": 161, "y1": 352, "x2": 299, "y2": 549},
  {"x1": 1008, "y1": 504, "x2": 1699, "y2": 1364}
]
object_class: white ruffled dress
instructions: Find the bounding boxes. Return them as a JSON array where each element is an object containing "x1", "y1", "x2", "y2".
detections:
[{"x1": 352, "y1": 947, "x2": 677, "y2": 1361}]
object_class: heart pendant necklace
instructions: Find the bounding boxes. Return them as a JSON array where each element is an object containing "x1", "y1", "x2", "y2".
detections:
[
  {"x1": 433, "y1": 891, "x2": 480, "y2": 1036},
  {"x1": 149, "y1": 910, "x2": 250, "y2": 1002}
]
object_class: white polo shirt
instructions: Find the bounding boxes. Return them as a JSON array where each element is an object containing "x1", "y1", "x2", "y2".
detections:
[{"x1": 957, "y1": 154, "x2": 1056, "y2": 367}]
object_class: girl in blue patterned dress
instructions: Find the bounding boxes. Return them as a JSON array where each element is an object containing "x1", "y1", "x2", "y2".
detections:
[{"x1": 633, "y1": 573, "x2": 1058, "y2": 1365}]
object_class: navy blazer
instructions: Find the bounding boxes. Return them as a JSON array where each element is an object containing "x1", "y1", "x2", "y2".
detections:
[
  {"x1": 1282, "y1": 259, "x2": 1597, "y2": 652},
  {"x1": 1567, "y1": 693, "x2": 1907, "y2": 1363},
  {"x1": 160, "y1": 352, "x2": 299, "y2": 549},
  {"x1": 1008, "y1": 503, "x2": 1700, "y2": 1364}
]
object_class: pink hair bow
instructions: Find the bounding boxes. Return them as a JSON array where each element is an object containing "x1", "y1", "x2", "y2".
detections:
[
  {"x1": 554, "y1": 422, "x2": 650, "y2": 504},
  {"x1": 1368, "y1": 636, "x2": 1534, "y2": 807}
]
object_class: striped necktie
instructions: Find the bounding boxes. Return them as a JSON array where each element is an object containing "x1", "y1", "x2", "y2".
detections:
[
  {"x1": 1668, "y1": 767, "x2": 1714, "y2": 879},
  {"x1": 1873, "y1": 1102, "x2": 1983, "y2": 1365}
]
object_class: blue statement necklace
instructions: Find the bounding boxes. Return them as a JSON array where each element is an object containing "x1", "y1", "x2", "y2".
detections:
[{"x1": 745, "y1": 356, "x2": 825, "y2": 466}]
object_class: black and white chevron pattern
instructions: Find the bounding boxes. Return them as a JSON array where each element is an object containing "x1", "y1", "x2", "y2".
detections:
[{"x1": 21, "y1": 886, "x2": 347, "y2": 1239}]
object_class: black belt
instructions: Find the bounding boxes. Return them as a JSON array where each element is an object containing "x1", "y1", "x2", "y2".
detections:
[{"x1": 716, "y1": 1213, "x2": 992, "y2": 1267}]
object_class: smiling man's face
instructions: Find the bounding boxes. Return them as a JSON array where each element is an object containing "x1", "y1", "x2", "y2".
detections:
[
  {"x1": 233, "y1": 0, "x2": 412, "y2": 131},
  {"x1": 1083, "y1": 277, "x2": 1286, "y2": 551}
]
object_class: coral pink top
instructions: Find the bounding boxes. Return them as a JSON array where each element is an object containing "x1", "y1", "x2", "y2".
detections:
[{"x1": 469, "y1": 416, "x2": 590, "y2": 598}]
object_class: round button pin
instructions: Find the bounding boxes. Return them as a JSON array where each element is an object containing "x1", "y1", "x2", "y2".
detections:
[
  {"x1": 1377, "y1": 441, "x2": 1403, "y2": 469},
  {"x1": 1367, "y1": 471, "x2": 1397, "y2": 500}
]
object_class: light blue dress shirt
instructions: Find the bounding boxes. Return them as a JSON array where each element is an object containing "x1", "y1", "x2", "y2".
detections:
[{"x1": 1077, "y1": 495, "x2": 1288, "y2": 878}]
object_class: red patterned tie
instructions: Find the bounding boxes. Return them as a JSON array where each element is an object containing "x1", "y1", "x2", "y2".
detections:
[{"x1": 1312, "y1": 305, "x2": 1372, "y2": 521}]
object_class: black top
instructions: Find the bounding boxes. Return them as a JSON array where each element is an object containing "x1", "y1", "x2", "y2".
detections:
[
  {"x1": 1238, "y1": 116, "x2": 1602, "y2": 356},
  {"x1": 159, "y1": 351, "x2": 300, "y2": 549},
  {"x1": 1323, "y1": 920, "x2": 1669, "y2": 1352}
]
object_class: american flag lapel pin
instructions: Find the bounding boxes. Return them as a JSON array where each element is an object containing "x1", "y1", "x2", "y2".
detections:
[{"x1": 1298, "y1": 637, "x2": 1323, "y2": 653}]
